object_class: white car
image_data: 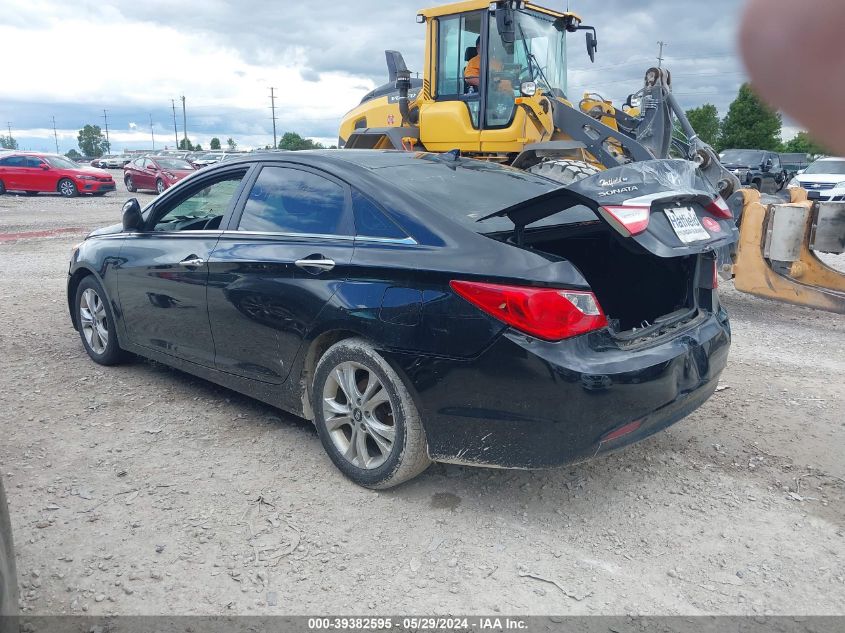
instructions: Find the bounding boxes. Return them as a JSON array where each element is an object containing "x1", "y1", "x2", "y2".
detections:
[{"x1": 788, "y1": 156, "x2": 845, "y2": 201}]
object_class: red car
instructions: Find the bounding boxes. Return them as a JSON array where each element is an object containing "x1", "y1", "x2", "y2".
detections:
[
  {"x1": 124, "y1": 156, "x2": 195, "y2": 194},
  {"x1": 0, "y1": 152, "x2": 115, "y2": 197}
]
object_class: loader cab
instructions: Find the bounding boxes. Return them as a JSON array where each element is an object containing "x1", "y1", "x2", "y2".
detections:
[{"x1": 421, "y1": 2, "x2": 570, "y2": 153}]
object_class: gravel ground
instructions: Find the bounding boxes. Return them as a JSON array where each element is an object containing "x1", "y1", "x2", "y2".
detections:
[{"x1": 0, "y1": 180, "x2": 843, "y2": 616}]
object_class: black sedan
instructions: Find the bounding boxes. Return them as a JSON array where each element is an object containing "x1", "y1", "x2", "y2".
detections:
[{"x1": 67, "y1": 151, "x2": 736, "y2": 488}]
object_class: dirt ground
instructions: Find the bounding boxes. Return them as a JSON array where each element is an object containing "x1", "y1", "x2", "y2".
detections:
[{"x1": 0, "y1": 179, "x2": 843, "y2": 616}]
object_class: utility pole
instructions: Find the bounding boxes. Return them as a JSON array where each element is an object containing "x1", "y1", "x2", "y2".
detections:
[
  {"x1": 52, "y1": 116, "x2": 59, "y2": 153},
  {"x1": 171, "y1": 99, "x2": 179, "y2": 148},
  {"x1": 657, "y1": 41, "x2": 667, "y2": 69},
  {"x1": 181, "y1": 95, "x2": 187, "y2": 148},
  {"x1": 102, "y1": 109, "x2": 110, "y2": 152},
  {"x1": 149, "y1": 113, "x2": 155, "y2": 150},
  {"x1": 269, "y1": 87, "x2": 278, "y2": 149}
]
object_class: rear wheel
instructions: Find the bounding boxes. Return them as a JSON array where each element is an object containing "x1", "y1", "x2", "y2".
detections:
[
  {"x1": 58, "y1": 178, "x2": 78, "y2": 198},
  {"x1": 312, "y1": 338, "x2": 430, "y2": 489},
  {"x1": 0, "y1": 180, "x2": 6, "y2": 195},
  {"x1": 125, "y1": 176, "x2": 137, "y2": 192},
  {"x1": 526, "y1": 158, "x2": 601, "y2": 186},
  {"x1": 156, "y1": 179, "x2": 165, "y2": 194},
  {"x1": 75, "y1": 276, "x2": 125, "y2": 365}
]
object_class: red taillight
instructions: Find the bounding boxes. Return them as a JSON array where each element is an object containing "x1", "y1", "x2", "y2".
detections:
[
  {"x1": 706, "y1": 196, "x2": 733, "y2": 219},
  {"x1": 600, "y1": 205, "x2": 650, "y2": 235},
  {"x1": 449, "y1": 280, "x2": 608, "y2": 341}
]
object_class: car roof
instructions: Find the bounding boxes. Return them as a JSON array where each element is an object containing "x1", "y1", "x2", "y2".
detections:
[{"x1": 814, "y1": 157, "x2": 845, "y2": 162}]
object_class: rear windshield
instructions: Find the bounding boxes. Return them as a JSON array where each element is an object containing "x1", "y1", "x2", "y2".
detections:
[
  {"x1": 156, "y1": 158, "x2": 193, "y2": 170},
  {"x1": 803, "y1": 160, "x2": 845, "y2": 175},
  {"x1": 370, "y1": 156, "x2": 595, "y2": 232},
  {"x1": 720, "y1": 150, "x2": 764, "y2": 166}
]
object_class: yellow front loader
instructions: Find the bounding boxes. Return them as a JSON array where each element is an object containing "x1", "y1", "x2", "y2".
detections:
[{"x1": 339, "y1": 0, "x2": 845, "y2": 314}]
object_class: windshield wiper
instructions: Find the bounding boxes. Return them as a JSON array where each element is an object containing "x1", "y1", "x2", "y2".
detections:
[{"x1": 517, "y1": 23, "x2": 553, "y2": 92}]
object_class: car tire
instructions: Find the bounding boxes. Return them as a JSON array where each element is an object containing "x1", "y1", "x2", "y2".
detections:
[
  {"x1": 526, "y1": 158, "x2": 601, "y2": 186},
  {"x1": 75, "y1": 276, "x2": 125, "y2": 366},
  {"x1": 0, "y1": 180, "x2": 6, "y2": 195},
  {"x1": 0, "y1": 476, "x2": 18, "y2": 625},
  {"x1": 24, "y1": 191, "x2": 38, "y2": 196},
  {"x1": 125, "y1": 176, "x2": 137, "y2": 193},
  {"x1": 156, "y1": 179, "x2": 165, "y2": 194},
  {"x1": 312, "y1": 338, "x2": 430, "y2": 489},
  {"x1": 58, "y1": 178, "x2": 78, "y2": 198}
]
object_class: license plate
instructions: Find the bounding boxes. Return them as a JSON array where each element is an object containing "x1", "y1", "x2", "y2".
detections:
[{"x1": 665, "y1": 206, "x2": 711, "y2": 243}]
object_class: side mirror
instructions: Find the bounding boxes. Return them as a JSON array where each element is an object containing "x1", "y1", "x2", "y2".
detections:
[
  {"x1": 495, "y1": 7, "x2": 516, "y2": 46},
  {"x1": 40, "y1": 164, "x2": 50, "y2": 170},
  {"x1": 763, "y1": 159, "x2": 773, "y2": 171},
  {"x1": 585, "y1": 30, "x2": 598, "y2": 63},
  {"x1": 122, "y1": 198, "x2": 143, "y2": 232}
]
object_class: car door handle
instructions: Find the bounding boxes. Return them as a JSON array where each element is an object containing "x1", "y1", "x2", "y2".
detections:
[
  {"x1": 294, "y1": 257, "x2": 335, "y2": 272},
  {"x1": 179, "y1": 256, "x2": 205, "y2": 267}
]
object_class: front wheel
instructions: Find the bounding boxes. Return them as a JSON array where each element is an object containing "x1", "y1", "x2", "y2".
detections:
[
  {"x1": 156, "y1": 179, "x2": 165, "y2": 194},
  {"x1": 75, "y1": 276, "x2": 125, "y2": 365},
  {"x1": 125, "y1": 176, "x2": 137, "y2": 193},
  {"x1": 0, "y1": 180, "x2": 5, "y2": 195},
  {"x1": 58, "y1": 178, "x2": 78, "y2": 198},
  {"x1": 526, "y1": 158, "x2": 601, "y2": 186},
  {"x1": 312, "y1": 338, "x2": 430, "y2": 489}
]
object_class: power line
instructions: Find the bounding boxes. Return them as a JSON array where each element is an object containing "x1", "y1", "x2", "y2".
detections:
[
  {"x1": 52, "y1": 116, "x2": 59, "y2": 153},
  {"x1": 102, "y1": 109, "x2": 110, "y2": 152},
  {"x1": 181, "y1": 95, "x2": 187, "y2": 146},
  {"x1": 269, "y1": 87, "x2": 278, "y2": 149},
  {"x1": 171, "y1": 99, "x2": 179, "y2": 148}
]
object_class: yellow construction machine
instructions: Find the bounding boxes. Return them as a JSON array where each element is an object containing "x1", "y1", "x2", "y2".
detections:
[
  {"x1": 339, "y1": 0, "x2": 845, "y2": 313},
  {"x1": 339, "y1": 0, "x2": 738, "y2": 196}
]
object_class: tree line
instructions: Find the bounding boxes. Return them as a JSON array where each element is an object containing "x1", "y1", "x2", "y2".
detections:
[
  {"x1": 55, "y1": 126, "x2": 331, "y2": 158},
  {"x1": 682, "y1": 83, "x2": 828, "y2": 155}
]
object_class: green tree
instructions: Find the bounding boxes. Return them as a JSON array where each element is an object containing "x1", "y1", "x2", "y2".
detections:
[
  {"x1": 685, "y1": 104, "x2": 721, "y2": 147},
  {"x1": 782, "y1": 131, "x2": 828, "y2": 156},
  {"x1": 195, "y1": 144, "x2": 202, "y2": 151},
  {"x1": 278, "y1": 131, "x2": 325, "y2": 151},
  {"x1": 226, "y1": 137, "x2": 237, "y2": 151},
  {"x1": 210, "y1": 137, "x2": 221, "y2": 150},
  {"x1": 0, "y1": 134, "x2": 18, "y2": 150},
  {"x1": 178, "y1": 138, "x2": 200, "y2": 151},
  {"x1": 77, "y1": 124, "x2": 109, "y2": 157},
  {"x1": 719, "y1": 83, "x2": 782, "y2": 151},
  {"x1": 65, "y1": 149, "x2": 82, "y2": 160}
]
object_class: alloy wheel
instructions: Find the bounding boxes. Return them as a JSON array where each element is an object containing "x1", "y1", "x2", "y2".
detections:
[
  {"x1": 79, "y1": 288, "x2": 108, "y2": 354},
  {"x1": 156, "y1": 179, "x2": 165, "y2": 194},
  {"x1": 322, "y1": 361, "x2": 395, "y2": 469},
  {"x1": 60, "y1": 179, "x2": 76, "y2": 197}
]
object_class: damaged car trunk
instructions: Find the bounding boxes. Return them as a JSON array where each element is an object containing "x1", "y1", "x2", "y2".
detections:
[{"x1": 479, "y1": 160, "x2": 738, "y2": 339}]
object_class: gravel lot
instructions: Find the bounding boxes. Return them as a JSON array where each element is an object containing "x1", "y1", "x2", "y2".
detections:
[{"x1": 0, "y1": 179, "x2": 843, "y2": 616}]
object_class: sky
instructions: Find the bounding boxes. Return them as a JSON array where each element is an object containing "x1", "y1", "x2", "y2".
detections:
[{"x1": 0, "y1": 0, "x2": 798, "y2": 154}]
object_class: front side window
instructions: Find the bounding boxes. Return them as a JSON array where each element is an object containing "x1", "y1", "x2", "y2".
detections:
[
  {"x1": 238, "y1": 166, "x2": 351, "y2": 236},
  {"x1": 25, "y1": 157, "x2": 46, "y2": 168},
  {"x1": 152, "y1": 172, "x2": 246, "y2": 232},
  {"x1": 435, "y1": 12, "x2": 483, "y2": 127}
]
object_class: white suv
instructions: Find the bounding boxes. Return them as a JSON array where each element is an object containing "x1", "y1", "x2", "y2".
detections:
[{"x1": 788, "y1": 156, "x2": 845, "y2": 201}]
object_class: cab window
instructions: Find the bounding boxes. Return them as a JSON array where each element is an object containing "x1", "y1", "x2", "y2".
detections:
[{"x1": 435, "y1": 12, "x2": 483, "y2": 127}]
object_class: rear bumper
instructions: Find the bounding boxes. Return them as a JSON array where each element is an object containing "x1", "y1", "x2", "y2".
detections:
[{"x1": 386, "y1": 309, "x2": 731, "y2": 469}]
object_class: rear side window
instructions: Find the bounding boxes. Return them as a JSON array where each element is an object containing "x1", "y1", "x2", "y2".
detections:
[
  {"x1": 238, "y1": 166, "x2": 351, "y2": 236},
  {"x1": 352, "y1": 190, "x2": 407, "y2": 239},
  {"x1": 0, "y1": 156, "x2": 26, "y2": 167}
]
